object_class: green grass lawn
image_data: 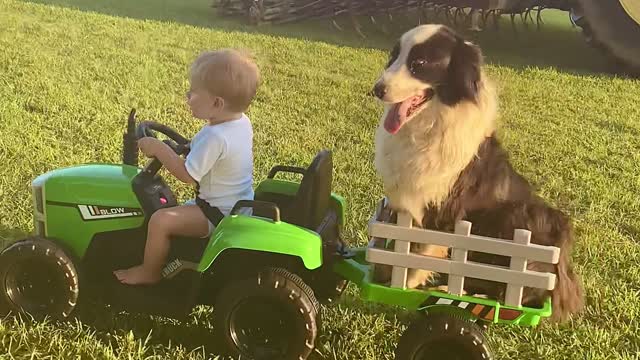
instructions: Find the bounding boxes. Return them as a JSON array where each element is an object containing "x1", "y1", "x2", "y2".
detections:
[{"x1": 1, "y1": 0, "x2": 640, "y2": 358}]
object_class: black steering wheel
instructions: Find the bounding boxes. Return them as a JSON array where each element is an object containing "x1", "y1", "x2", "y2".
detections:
[{"x1": 135, "y1": 121, "x2": 191, "y2": 177}]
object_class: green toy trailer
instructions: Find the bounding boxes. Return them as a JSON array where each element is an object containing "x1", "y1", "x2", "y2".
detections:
[
  {"x1": 0, "y1": 109, "x2": 347, "y2": 360},
  {"x1": 0, "y1": 109, "x2": 560, "y2": 360},
  {"x1": 334, "y1": 198, "x2": 560, "y2": 359}
]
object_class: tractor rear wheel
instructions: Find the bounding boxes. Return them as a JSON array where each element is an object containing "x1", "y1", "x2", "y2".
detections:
[
  {"x1": 573, "y1": 0, "x2": 640, "y2": 76},
  {"x1": 213, "y1": 267, "x2": 319, "y2": 360},
  {"x1": 0, "y1": 237, "x2": 80, "y2": 320}
]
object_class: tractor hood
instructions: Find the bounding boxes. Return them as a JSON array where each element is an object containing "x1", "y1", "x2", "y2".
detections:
[
  {"x1": 33, "y1": 163, "x2": 141, "y2": 208},
  {"x1": 32, "y1": 163, "x2": 146, "y2": 258}
]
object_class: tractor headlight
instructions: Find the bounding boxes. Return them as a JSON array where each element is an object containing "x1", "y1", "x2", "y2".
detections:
[
  {"x1": 35, "y1": 220, "x2": 45, "y2": 236},
  {"x1": 32, "y1": 185, "x2": 45, "y2": 236},
  {"x1": 33, "y1": 186, "x2": 43, "y2": 213}
]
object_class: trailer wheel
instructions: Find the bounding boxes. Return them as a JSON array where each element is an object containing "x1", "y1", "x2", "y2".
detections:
[
  {"x1": 573, "y1": 0, "x2": 640, "y2": 76},
  {"x1": 395, "y1": 313, "x2": 492, "y2": 360},
  {"x1": 213, "y1": 267, "x2": 319, "y2": 360},
  {"x1": 0, "y1": 237, "x2": 80, "y2": 320}
]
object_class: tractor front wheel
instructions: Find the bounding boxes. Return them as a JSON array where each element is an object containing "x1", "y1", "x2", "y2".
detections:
[
  {"x1": 0, "y1": 237, "x2": 80, "y2": 320},
  {"x1": 395, "y1": 314, "x2": 492, "y2": 360},
  {"x1": 573, "y1": 0, "x2": 640, "y2": 76},
  {"x1": 213, "y1": 267, "x2": 319, "y2": 360}
]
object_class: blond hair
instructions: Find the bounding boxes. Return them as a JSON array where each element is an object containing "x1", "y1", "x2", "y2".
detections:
[{"x1": 190, "y1": 49, "x2": 260, "y2": 113}]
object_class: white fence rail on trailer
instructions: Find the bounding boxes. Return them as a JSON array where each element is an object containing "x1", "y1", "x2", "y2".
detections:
[{"x1": 366, "y1": 199, "x2": 560, "y2": 307}]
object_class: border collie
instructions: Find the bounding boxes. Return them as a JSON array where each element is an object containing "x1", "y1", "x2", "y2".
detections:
[{"x1": 371, "y1": 24, "x2": 584, "y2": 322}]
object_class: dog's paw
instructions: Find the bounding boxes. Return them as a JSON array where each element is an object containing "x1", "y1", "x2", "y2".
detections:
[
  {"x1": 470, "y1": 293, "x2": 489, "y2": 299},
  {"x1": 427, "y1": 285, "x2": 450, "y2": 293},
  {"x1": 425, "y1": 284, "x2": 469, "y2": 295},
  {"x1": 406, "y1": 269, "x2": 434, "y2": 289},
  {"x1": 372, "y1": 264, "x2": 393, "y2": 284}
]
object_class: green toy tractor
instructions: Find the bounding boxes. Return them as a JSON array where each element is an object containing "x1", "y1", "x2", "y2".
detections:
[
  {"x1": 0, "y1": 109, "x2": 562, "y2": 360},
  {"x1": 0, "y1": 109, "x2": 347, "y2": 360}
]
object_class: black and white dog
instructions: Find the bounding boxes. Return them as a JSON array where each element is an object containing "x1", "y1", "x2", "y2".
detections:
[{"x1": 372, "y1": 24, "x2": 584, "y2": 322}]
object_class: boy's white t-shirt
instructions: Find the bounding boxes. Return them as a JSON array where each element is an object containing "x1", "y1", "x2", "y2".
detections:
[{"x1": 185, "y1": 114, "x2": 254, "y2": 215}]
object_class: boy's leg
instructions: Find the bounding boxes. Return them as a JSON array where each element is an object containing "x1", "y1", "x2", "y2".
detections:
[{"x1": 114, "y1": 205, "x2": 210, "y2": 285}]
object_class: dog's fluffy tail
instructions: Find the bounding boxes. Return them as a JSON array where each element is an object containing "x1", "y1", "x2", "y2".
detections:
[
  {"x1": 467, "y1": 201, "x2": 584, "y2": 323},
  {"x1": 550, "y1": 219, "x2": 585, "y2": 323},
  {"x1": 522, "y1": 203, "x2": 585, "y2": 323}
]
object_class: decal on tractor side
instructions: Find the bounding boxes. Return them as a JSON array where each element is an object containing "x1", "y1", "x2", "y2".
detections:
[
  {"x1": 421, "y1": 296, "x2": 496, "y2": 320},
  {"x1": 77, "y1": 205, "x2": 143, "y2": 220}
]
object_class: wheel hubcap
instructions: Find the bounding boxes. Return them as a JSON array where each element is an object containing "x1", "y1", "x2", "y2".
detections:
[
  {"x1": 416, "y1": 339, "x2": 475, "y2": 360},
  {"x1": 229, "y1": 296, "x2": 298, "y2": 359},
  {"x1": 4, "y1": 258, "x2": 69, "y2": 316},
  {"x1": 619, "y1": 0, "x2": 640, "y2": 25}
]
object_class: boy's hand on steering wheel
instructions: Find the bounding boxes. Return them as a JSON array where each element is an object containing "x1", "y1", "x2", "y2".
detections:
[{"x1": 138, "y1": 137, "x2": 163, "y2": 158}]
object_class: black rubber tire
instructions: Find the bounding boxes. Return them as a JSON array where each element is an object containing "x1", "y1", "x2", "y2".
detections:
[
  {"x1": 271, "y1": 267, "x2": 320, "y2": 314},
  {"x1": 213, "y1": 267, "x2": 319, "y2": 360},
  {"x1": 314, "y1": 274, "x2": 348, "y2": 305},
  {"x1": 395, "y1": 314, "x2": 492, "y2": 360},
  {"x1": 0, "y1": 237, "x2": 80, "y2": 320},
  {"x1": 573, "y1": 0, "x2": 640, "y2": 76},
  {"x1": 305, "y1": 266, "x2": 348, "y2": 305}
]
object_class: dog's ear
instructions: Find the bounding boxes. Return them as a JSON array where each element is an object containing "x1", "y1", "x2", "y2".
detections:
[{"x1": 440, "y1": 39, "x2": 482, "y2": 105}]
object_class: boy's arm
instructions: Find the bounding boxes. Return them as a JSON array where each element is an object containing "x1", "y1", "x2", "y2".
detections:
[
  {"x1": 154, "y1": 144, "x2": 196, "y2": 184},
  {"x1": 143, "y1": 139, "x2": 196, "y2": 185}
]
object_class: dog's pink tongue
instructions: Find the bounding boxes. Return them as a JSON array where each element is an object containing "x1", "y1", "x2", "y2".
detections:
[{"x1": 383, "y1": 97, "x2": 418, "y2": 134}]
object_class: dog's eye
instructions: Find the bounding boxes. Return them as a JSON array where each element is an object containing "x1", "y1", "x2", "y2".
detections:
[{"x1": 410, "y1": 59, "x2": 427, "y2": 73}]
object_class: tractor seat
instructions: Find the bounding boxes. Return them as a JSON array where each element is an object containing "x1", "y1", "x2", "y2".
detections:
[{"x1": 261, "y1": 150, "x2": 333, "y2": 231}]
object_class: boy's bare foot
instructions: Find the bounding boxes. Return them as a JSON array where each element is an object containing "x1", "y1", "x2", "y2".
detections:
[{"x1": 113, "y1": 265, "x2": 162, "y2": 285}]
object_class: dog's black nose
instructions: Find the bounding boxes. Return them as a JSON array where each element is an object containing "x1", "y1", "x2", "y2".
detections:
[{"x1": 373, "y1": 82, "x2": 387, "y2": 99}]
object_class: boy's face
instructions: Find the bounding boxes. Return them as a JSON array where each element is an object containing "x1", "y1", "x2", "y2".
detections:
[{"x1": 186, "y1": 86, "x2": 223, "y2": 121}]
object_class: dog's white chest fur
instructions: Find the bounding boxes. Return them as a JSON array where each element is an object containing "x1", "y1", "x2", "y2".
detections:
[{"x1": 374, "y1": 90, "x2": 497, "y2": 223}]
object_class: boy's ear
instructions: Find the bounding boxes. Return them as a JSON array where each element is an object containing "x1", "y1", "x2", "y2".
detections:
[{"x1": 212, "y1": 96, "x2": 224, "y2": 109}]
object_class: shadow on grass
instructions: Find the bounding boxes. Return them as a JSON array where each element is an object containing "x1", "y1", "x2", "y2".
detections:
[
  {"x1": 18, "y1": 0, "x2": 617, "y2": 77},
  {"x1": 51, "y1": 282, "x2": 413, "y2": 359},
  {"x1": 0, "y1": 227, "x2": 28, "y2": 250},
  {"x1": 64, "y1": 291, "x2": 410, "y2": 360},
  {"x1": 596, "y1": 119, "x2": 640, "y2": 138},
  {"x1": 80, "y1": 306, "x2": 226, "y2": 358},
  {"x1": 2, "y1": 308, "x2": 232, "y2": 359},
  {"x1": 0, "y1": 227, "x2": 225, "y2": 357}
]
